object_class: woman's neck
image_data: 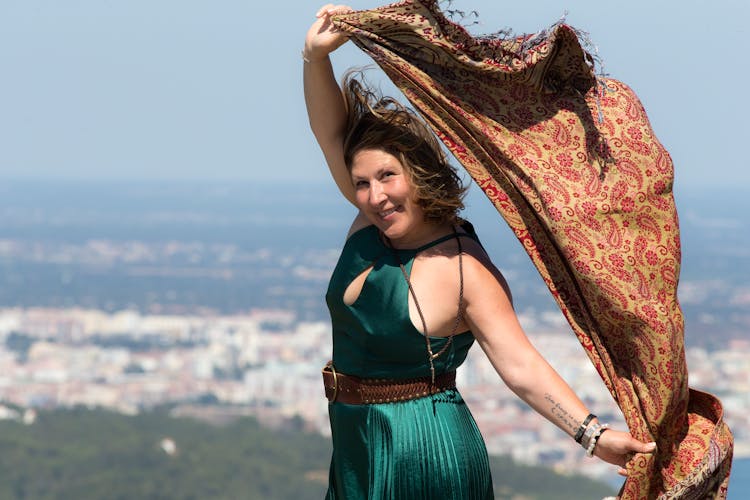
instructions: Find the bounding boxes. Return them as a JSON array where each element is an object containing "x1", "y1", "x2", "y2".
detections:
[{"x1": 383, "y1": 222, "x2": 455, "y2": 250}]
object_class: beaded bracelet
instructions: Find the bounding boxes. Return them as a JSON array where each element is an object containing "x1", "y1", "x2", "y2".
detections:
[
  {"x1": 581, "y1": 421, "x2": 602, "y2": 450},
  {"x1": 586, "y1": 424, "x2": 610, "y2": 457},
  {"x1": 574, "y1": 413, "x2": 596, "y2": 444}
]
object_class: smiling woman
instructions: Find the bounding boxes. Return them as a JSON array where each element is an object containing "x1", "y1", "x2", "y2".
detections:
[
  {"x1": 318, "y1": 0, "x2": 736, "y2": 498},
  {"x1": 303, "y1": 3, "x2": 657, "y2": 499},
  {"x1": 342, "y1": 74, "x2": 467, "y2": 231},
  {"x1": 349, "y1": 148, "x2": 431, "y2": 247}
]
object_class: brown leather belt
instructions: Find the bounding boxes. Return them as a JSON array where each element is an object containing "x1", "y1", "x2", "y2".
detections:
[{"x1": 321, "y1": 361, "x2": 456, "y2": 404}]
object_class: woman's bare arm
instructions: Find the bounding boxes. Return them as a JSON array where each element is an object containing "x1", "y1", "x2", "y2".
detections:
[
  {"x1": 461, "y1": 252, "x2": 656, "y2": 474},
  {"x1": 303, "y1": 5, "x2": 357, "y2": 205}
]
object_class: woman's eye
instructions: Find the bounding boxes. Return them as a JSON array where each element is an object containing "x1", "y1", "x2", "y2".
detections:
[{"x1": 355, "y1": 180, "x2": 369, "y2": 188}]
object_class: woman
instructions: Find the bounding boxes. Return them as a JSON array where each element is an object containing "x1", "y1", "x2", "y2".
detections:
[{"x1": 304, "y1": 5, "x2": 657, "y2": 498}]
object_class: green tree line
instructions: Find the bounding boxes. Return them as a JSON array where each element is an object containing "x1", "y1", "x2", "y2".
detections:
[{"x1": 0, "y1": 407, "x2": 615, "y2": 499}]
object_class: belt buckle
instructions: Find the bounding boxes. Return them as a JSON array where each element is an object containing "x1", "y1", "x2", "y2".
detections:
[{"x1": 324, "y1": 360, "x2": 339, "y2": 402}]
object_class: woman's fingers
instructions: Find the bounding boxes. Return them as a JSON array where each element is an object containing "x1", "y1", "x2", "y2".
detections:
[
  {"x1": 305, "y1": 4, "x2": 353, "y2": 61},
  {"x1": 317, "y1": 4, "x2": 353, "y2": 18},
  {"x1": 637, "y1": 441, "x2": 657, "y2": 454},
  {"x1": 592, "y1": 429, "x2": 657, "y2": 471},
  {"x1": 610, "y1": 431, "x2": 657, "y2": 454},
  {"x1": 611, "y1": 436, "x2": 657, "y2": 476},
  {"x1": 316, "y1": 4, "x2": 334, "y2": 17},
  {"x1": 622, "y1": 435, "x2": 657, "y2": 455}
]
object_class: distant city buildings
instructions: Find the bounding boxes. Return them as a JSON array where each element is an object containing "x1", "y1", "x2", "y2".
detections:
[{"x1": 0, "y1": 306, "x2": 747, "y2": 482}]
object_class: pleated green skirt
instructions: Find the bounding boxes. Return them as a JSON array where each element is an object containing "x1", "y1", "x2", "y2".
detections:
[{"x1": 326, "y1": 388, "x2": 493, "y2": 499}]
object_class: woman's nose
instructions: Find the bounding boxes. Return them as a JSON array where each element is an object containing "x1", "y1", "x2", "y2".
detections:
[{"x1": 369, "y1": 182, "x2": 387, "y2": 205}]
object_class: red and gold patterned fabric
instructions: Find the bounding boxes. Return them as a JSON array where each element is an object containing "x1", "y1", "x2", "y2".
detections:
[{"x1": 333, "y1": 1, "x2": 733, "y2": 498}]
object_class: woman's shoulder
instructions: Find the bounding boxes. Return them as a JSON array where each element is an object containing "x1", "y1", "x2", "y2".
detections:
[
  {"x1": 415, "y1": 225, "x2": 512, "y2": 305},
  {"x1": 459, "y1": 243, "x2": 513, "y2": 305},
  {"x1": 433, "y1": 222, "x2": 513, "y2": 303},
  {"x1": 345, "y1": 211, "x2": 374, "y2": 240},
  {"x1": 339, "y1": 214, "x2": 384, "y2": 261}
]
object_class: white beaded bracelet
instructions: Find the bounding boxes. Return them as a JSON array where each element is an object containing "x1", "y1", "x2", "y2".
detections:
[
  {"x1": 586, "y1": 424, "x2": 610, "y2": 457},
  {"x1": 580, "y1": 421, "x2": 601, "y2": 451}
]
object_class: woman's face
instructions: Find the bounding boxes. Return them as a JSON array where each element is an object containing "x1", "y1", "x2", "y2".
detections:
[{"x1": 350, "y1": 149, "x2": 430, "y2": 248}]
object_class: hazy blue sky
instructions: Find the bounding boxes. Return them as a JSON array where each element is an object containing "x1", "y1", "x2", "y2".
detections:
[{"x1": 0, "y1": 1, "x2": 747, "y2": 189}]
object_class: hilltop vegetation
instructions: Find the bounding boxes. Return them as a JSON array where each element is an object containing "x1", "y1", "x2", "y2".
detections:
[{"x1": 0, "y1": 407, "x2": 615, "y2": 499}]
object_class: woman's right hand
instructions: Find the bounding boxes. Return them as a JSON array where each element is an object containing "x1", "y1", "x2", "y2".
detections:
[{"x1": 304, "y1": 4, "x2": 353, "y2": 62}]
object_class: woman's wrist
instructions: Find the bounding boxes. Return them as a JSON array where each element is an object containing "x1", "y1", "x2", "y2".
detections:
[
  {"x1": 302, "y1": 45, "x2": 330, "y2": 64},
  {"x1": 574, "y1": 413, "x2": 597, "y2": 443},
  {"x1": 585, "y1": 424, "x2": 609, "y2": 457}
]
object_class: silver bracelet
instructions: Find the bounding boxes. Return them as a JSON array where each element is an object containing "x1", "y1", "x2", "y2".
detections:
[
  {"x1": 586, "y1": 424, "x2": 609, "y2": 457},
  {"x1": 574, "y1": 413, "x2": 596, "y2": 444},
  {"x1": 580, "y1": 421, "x2": 601, "y2": 451}
]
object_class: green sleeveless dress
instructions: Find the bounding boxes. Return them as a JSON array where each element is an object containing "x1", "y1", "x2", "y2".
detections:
[{"x1": 325, "y1": 223, "x2": 493, "y2": 499}]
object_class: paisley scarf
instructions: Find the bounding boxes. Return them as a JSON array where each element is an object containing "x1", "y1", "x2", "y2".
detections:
[{"x1": 333, "y1": 1, "x2": 733, "y2": 498}]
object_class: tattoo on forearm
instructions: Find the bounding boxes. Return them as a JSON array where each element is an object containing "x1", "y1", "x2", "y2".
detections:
[{"x1": 544, "y1": 393, "x2": 578, "y2": 434}]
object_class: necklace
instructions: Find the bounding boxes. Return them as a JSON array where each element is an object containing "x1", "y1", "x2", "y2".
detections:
[{"x1": 387, "y1": 226, "x2": 465, "y2": 386}]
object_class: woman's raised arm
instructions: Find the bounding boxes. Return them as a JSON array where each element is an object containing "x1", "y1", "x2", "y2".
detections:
[{"x1": 303, "y1": 5, "x2": 357, "y2": 205}]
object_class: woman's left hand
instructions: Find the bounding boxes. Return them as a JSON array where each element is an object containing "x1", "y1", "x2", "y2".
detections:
[{"x1": 593, "y1": 429, "x2": 657, "y2": 476}]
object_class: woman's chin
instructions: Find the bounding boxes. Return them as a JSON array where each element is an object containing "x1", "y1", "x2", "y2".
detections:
[
  {"x1": 383, "y1": 227, "x2": 417, "y2": 247},
  {"x1": 379, "y1": 221, "x2": 405, "y2": 237},
  {"x1": 369, "y1": 216, "x2": 399, "y2": 236}
]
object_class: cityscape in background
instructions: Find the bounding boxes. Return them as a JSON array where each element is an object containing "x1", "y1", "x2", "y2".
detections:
[{"x1": 0, "y1": 180, "x2": 748, "y2": 487}]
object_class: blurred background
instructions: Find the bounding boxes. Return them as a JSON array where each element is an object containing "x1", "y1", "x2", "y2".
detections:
[{"x1": 0, "y1": 1, "x2": 748, "y2": 498}]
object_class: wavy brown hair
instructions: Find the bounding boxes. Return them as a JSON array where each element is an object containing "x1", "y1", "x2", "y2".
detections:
[{"x1": 342, "y1": 71, "x2": 466, "y2": 225}]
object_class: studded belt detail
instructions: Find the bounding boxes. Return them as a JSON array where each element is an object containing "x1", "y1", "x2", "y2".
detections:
[{"x1": 321, "y1": 361, "x2": 456, "y2": 404}]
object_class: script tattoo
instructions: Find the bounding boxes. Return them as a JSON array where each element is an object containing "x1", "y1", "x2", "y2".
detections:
[{"x1": 544, "y1": 393, "x2": 578, "y2": 434}]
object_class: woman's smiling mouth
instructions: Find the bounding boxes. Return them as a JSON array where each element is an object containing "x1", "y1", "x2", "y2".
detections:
[{"x1": 379, "y1": 207, "x2": 399, "y2": 219}]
